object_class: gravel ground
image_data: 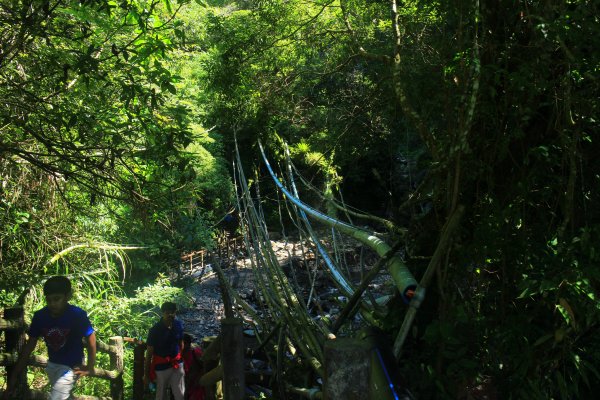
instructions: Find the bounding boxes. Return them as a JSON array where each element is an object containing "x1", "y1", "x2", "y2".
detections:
[
  {"x1": 176, "y1": 243, "x2": 262, "y2": 340},
  {"x1": 176, "y1": 238, "x2": 393, "y2": 341},
  {"x1": 177, "y1": 267, "x2": 258, "y2": 340},
  {"x1": 177, "y1": 239, "x2": 320, "y2": 340}
]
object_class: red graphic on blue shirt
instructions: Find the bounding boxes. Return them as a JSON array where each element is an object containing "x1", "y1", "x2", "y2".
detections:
[{"x1": 42, "y1": 327, "x2": 71, "y2": 352}]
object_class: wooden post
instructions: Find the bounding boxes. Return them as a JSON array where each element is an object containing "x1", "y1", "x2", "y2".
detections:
[
  {"x1": 132, "y1": 342, "x2": 147, "y2": 400},
  {"x1": 221, "y1": 318, "x2": 245, "y2": 400},
  {"x1": 4, "y1": 307, "x2": 28, "y2": 397},
  {"x1": 323, "y1": 338, "x2": 371, "y2": 400},
  {"x1": 109, "y1": 337, "x2": 124, "y2": 400}
]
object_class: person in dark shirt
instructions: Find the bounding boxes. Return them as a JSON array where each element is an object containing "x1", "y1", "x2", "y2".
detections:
[
  {"x1": 3, "y1": 276, "x2": 96, "y2": 400},
  {"x1": 144, "y1": 302, "x2": 185, "y2": 400}
]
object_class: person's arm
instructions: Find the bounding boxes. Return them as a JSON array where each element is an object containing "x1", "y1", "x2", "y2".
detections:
[
  {"x1": 2, "y1": 336, "x2": 38, "y2": 399},
  {"x1": 74, "y1": 332, "x2": 96, "y2": 376},
  {"x1": 144, "y1": 344, "x2": 154, "y2": 386}
]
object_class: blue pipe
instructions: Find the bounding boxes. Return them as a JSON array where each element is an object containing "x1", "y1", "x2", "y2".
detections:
[{"x1": 375, "y1": 347, "x2": 400, "y2": 400}]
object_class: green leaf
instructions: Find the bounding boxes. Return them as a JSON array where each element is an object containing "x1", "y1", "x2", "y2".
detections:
[
  {"x1": 162, "y1": 82, "x2": 177, "y2": 94},
  {"x1": 126, "y1": 10, "x2": 140, "y2": 25},
  {"x1": 163, "y1": 0, "x2": 172, "y2": 14}
]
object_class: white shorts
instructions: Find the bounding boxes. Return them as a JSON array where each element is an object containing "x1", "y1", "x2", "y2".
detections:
[{"x1": 45, "y1": 362, "x2": 78, "y2": 400}]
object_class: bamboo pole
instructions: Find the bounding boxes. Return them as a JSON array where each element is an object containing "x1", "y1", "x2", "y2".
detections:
[
  {"x1": 201, "y1": 336, "x2": 221, "y2": 400},
  {"x1": 234, "y1": 139, "x2": 326, "y2": 377},
  {"x1": 236, "y1": 149, "x2": 325, "y2": 362},
  {"x1": 393, "y1": 205, "x2": 465, "y2": 358},
  {"x1": 200, "y1": 364, "x2": 223, "y2": 386},
  {"x1": 259, "y1": 142, "x2": 418, "y2": 302},
  {"x1": 199, "y1": 363, "x2": 224, "y2": 387},
  {"x1": 332, "y1": 240, "x2": 405, "y2": 334}
]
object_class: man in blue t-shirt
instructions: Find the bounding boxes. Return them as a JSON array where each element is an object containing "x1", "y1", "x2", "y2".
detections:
[
  {"x1": 3, "y1": 276, "x2": 96, "y2": 400},
  {"x1": 144, "y1": 301, "x2": 185, "y2": 400}
]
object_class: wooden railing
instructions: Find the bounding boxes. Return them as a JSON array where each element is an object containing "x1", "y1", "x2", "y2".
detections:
[
  {"x1": 180, "y1": 234, "x2": 244, "y2": 275},
  {"x1": 0, "y1": 307, "x2": 124, "y2": 400}
]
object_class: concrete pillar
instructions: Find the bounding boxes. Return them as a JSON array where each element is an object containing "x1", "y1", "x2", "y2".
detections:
[
  {"x1": 221, "y1": 318, "x2": 245, "y2": 400},
  {"x1": 323, "y1": 338, "x2": 371, "y2": 400}
]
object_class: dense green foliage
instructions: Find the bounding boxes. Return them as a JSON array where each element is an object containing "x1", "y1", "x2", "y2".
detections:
[
  {"x1": 0, "y1": 1, "x2": 231, "y2": 395},
  {"x1": 197, "y1": 0, "x2": 600, "y2": 399},
  {"x1": 1, "y1": 0, "x2": 599, "y2": 398},
  {"x1": 0, "y1": 0, "x2": 234, "y2": 288}
]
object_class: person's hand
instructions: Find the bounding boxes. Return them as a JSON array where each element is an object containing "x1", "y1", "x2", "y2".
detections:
[
  {"x1": 73, "y1": 365, "x2": 93, "y2": 377},
  {"x1": 143, "y1": 375, "x2": 156, "y2": 392}
]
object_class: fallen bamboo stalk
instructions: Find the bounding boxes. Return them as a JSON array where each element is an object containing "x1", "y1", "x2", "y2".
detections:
[
  {"x1": 259, "y1": 141, "x2": 418, "y2": 302},
  {"x1": 199, "y1": 364, "x2": 224, "y2": 386},
  {"x1": 332, "y1": 239, "x2": 405, "y2": 334},
  {"x1": 393, "y1": 205, "x2": 465, "y2": 358}
]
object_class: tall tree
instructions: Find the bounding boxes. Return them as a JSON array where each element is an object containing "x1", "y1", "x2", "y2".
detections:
[
  {"x1": 0, "y1": 0, "x2": 192, "y2": 201},
  {"x1": 0, "y1": 0, "x2": 234, "y2": 291}
]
